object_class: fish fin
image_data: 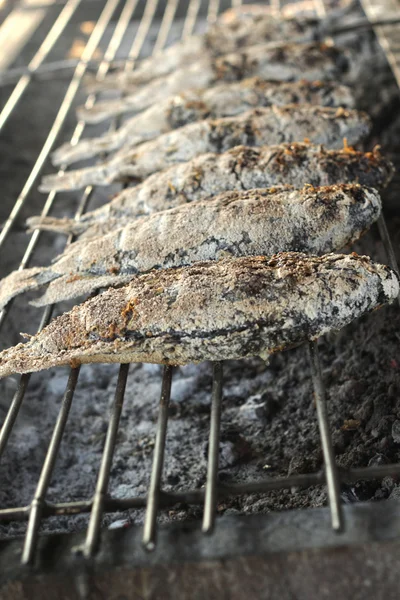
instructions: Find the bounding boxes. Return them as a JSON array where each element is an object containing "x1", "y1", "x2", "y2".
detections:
[
  {"x1": 52, "y1": 133, "x2": 123, "y2": 166},
  {"x1": 52, "y1": 139, "x2": 98, "y2": 166}
]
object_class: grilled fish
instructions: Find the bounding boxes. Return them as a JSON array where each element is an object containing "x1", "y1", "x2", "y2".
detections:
[
  {"x1": 87, "y1": 10, "x2": 319, "y2": 91},
  {"x1": 71, "y1": 75, "x2": 354, "y2": 134},
  {"x1": 30, "y1": 144, "x2": 393, "y2": 240},
  {"x1": 0, "y1": 253, "x2": 397, "y2": 376},
  {"x1": 41, "y1": 106, "x2": 370, "y2": 192},
  {"x1": 1, "y1": 184, "x2": 381, "y2": 309},
  {"x1": 61, "y1": 80, "x2": 355, "y2": 158},
  {"x1": 79, "y1": 42, "x2": 349, "y2": 121}
]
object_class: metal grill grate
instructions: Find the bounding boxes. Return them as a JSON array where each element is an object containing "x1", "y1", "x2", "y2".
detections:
[{"x1": 0, "y1": 0, "x2": 400, "y2": 568}]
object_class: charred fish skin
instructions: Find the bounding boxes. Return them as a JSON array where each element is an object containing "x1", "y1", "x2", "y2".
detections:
[
  {"x1": 54, "y1": 79, "x2": 355, "y2": 163},
  {"x1": 1, "y1": 184, "x2": 382, "y2": 309},
  {"x1": 212, "y1": 42, "x2": 349, "y2": 83},
  {"x1": 205, "y1": 10, "x2": 318, "y2": 55},
  {"x1": 0, "y1": 253, "x2": 397, "y2": 376},
  {"x1": 87, "y1": 10, "x2": 319, "y2": 91},
  {"x1": 253, "y1": 79, "x2": 355, "y2": 110},
  {"x1": 29, "y1": 144, "x2": 394, "y2": 239},
  {"x1": 40, "y1": 106, "x2": 371, "y2": 192},
  {"x1": 79, "y1": 42, "x2": 350, "y2": 121}
]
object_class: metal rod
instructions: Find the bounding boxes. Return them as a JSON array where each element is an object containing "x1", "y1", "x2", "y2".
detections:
[
  {"x1": 13, "y1": 0, "x2": 146, "y2": 277},
  {"x1": 65, "y1": 0, "x2": 140, "y2": 150},
  {"x1": 308, "y1": 341, "x2": 343, "y2": 532},
  {"x1": 4, "y1": 461, "x2": 400, "y2": 524},
  {"x1": 202, "y1": 361, "x2": 223, "y2": 534},
  {"x1": 313, "y1": 0, "x2": 327, "y2": 18},
  {"x1": 84, "y1": 0, "x2": 171, "y2": 554},
  {"x1": 100, "y1": 0, "x2": 176, "y2": 554},
  {"x1": 125, "y1": 0, "x2": 159, "y2": 66},
  {"x1": 0, "y1": 0, "x2": 82, "y2": 132},
  {"x1": 1, "y1": 0, "x2": 195, "y2": 553},
  {"x1": 0, "y1": 1, "x2": 144, "y2": 562},
  {"x1": 0, "y1": 59, "x2": 79, "y2": 84},
  {"x1": 377, "y1": 214, "x2": 400, "y2": 308},
  {"x1": 16, "y1": 0, "x2": 165, "y2": 560},
  {"x1": 83, "y1": 363, "x2": 130, "y2": 558},
  {"x1": 270, "y1": 0, "x2": 281, "y2": 15},
  {"x1": 0, "y1": 0, "x2": 138, "y2": 467},
  {"x1": 13, "y1": 0, "x2": 102, "y2": 9},
  {"x1": 100, "y1": 0, "x2": 140, "y2": 74},
  {"x1": 207, "y1": 0, "x2": 220, "y2": 23},
  {"x1": 0, "y1": 2, "x2": 392, "y2": 79},
  {"x1": 0, "y1": 305, "x2": 53, "y2": 459},
  {"x1": 21, "y1": 367, "x2": 81, "y2": 566},
  {"x1": 143, "y1": 365, "x2": 173, "y2": 551},
  {"x1": 182, "y1": 0, "x2": 201, "y2": 39},
  {"x1": 328, "y1": 15, "x2": 400, "y2": 37},
  {"x1": 152, "y1": 0, "x2": 179, "y2": 54},
  {"x1": 0, "y1": 374, "x2": 30, "y2": 459},
  {"x1": 5, "y1": 0, "x2": 400, "y2": 552},
  {"x1": 0, "y1": 0, "x2": 141, "y2": 338},
  {"x1": 377, "y1": 214, "x2": 400, "y2": 274},
  {"x1": 0, "y1": 0, "x2": 120, "y2": 251},
  {"x1": 361, "y1": 0, "x2": 400, "y2": 90}
]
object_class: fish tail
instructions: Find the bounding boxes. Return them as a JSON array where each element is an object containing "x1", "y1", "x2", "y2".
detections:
[
  {"x1": 0, "y1": 338, "x2": 51, "y2": 378},
  {"x1": 82, "y1": 72, "x2": 118, "y2": 93},
  {"x1": 39, "y1": 164, "x2": 113, "y2": 192},
  {"x1": 30, "y1": 274, "x2": 86, "y2": 307},
  {"x1": 26, "y1": 216, "x2": 88, "y2": 236},
  {"x1": 53, "y1": 132, "x2": 124, "y2": 166},
  {"x1": 76, "y1": 101, "x2": 121, "y2": 124},
  {"x1": 0, "y1": 267, "x2": 48, "y2": 311},
  {"x1": 52, "y1": 138, "x2": 101, "y2": 166}
]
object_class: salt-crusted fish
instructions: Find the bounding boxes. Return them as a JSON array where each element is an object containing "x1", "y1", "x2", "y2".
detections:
[
  {"x1": 60, "y1": 80, "x2": 355, "y2": 158},
  {"x1": 1, "y1": 184, "x2": 381, "y2": 309},
  {"x1": 30, "y1": 144, "x2": 393, "y2": 240},
  {"x1": 71, "y1": 75, "x2": 354, "y2": 133},
  {"x1": 0, "y1": 253, "x2": 397, "y2": 376},
  {"x1": 41, "y1": 106, "x2": 370, "y2": 192},
  {"x1": 79, "y1": 42, "x2": 349, "y2": 121},
  {"x1": 87, "y1": 11, "x2": 319, "y2": 90}
]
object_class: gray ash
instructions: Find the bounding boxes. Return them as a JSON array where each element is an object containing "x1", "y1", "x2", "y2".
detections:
[{"x1": 1, "y1": 4, "x2": 400, "y2": 540}]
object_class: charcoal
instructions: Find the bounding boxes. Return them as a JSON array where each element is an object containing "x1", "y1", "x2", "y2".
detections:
[{"x1": 392, "y1": 420, "x2": 400, "y2": 444}]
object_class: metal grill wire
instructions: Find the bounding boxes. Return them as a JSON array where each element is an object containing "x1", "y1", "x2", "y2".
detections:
[{"x1": 0, "y1": 0, "x2": 399, "y2": 565}]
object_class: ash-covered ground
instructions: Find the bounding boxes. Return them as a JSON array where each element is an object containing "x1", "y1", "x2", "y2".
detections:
[{"x1": 1, "y1": 2, "x2": 400, "y2": 540}]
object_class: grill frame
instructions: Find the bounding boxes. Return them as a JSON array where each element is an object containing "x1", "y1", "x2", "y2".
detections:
[{"x1": 0, "y1": 0, "x2": 399, "y2": 569}]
